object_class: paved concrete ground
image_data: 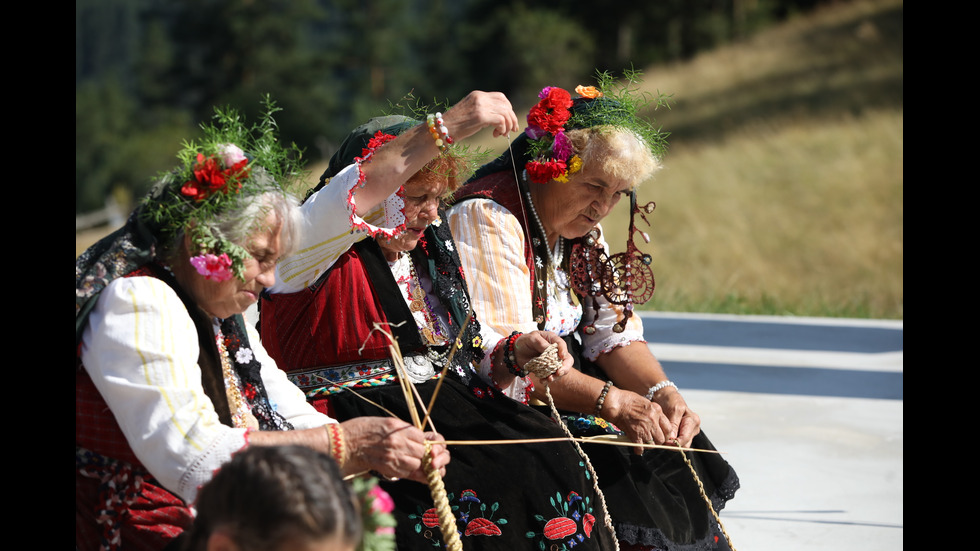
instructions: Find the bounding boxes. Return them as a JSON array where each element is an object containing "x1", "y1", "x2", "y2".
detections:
[{"x1": 640, "y1": 313, "x2": 903, "y2": 551}]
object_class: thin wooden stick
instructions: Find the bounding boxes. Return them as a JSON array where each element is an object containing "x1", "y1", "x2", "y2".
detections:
[
  {"x1": 377, "y1": 322, "x2": 462, "y2": 551},
  {"x1": 436, "y1": 436, "x2": 725, "y2": 453}
]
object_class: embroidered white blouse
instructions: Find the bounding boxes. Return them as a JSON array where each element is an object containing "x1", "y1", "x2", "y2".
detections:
[
  {"x1": 446, "y1": 198, "x2": 645, "y2": 403},
  {"x1": 271, "y1": 160, "x2": 407, "y2": 294},
  {"x1": 80, "y1": 276, "x2": 334, "y2": 505}
]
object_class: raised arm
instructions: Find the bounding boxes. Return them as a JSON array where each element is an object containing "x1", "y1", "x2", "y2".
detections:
[{"x1": 354, "y1": 91, "x2": 520, "y2": 213}]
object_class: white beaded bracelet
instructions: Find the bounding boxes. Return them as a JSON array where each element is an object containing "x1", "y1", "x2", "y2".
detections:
[{"x1": 644, "y1": 380, "x2": 677, "y2": 401}]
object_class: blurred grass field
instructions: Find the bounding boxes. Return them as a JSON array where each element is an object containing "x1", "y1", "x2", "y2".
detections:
[
  {"x1": 476, "y1": 0, "x2": 903, "y2": 319},
  {"x1": 628, "y1": 0, "x2": 902, "y2": 319},
  {"x1": 77, "y1": 0, "x2": 903, "y2": 319}
]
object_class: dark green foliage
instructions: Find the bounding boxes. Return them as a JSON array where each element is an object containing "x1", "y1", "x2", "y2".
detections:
[{"x1": 76, "y1": 0, "x2": 825, "y2": 214}]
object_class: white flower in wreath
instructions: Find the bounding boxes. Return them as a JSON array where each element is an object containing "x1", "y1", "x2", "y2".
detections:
[
  {"x1": 218, "y1": 143, "x2": 247, "y2": 167},
  {"x1": 235, "y1": 347, "x2": 254, "y2": 364},
  {"x1": 431, "y1": 217, "x2": 442, "y2": 227},
  {"x1": 445, "y1": 241, "x2": 454, "y2": 252}
]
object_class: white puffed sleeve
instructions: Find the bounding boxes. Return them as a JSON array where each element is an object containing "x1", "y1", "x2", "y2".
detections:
[
  {"x1": 81, "y1": 277, "x2": 249, "y2": 503},
  {"x1": 270, "y1": 162, "x2": 408, "y2": 293}
]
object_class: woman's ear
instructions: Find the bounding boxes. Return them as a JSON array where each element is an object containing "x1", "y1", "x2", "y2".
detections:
[{"x1": 206, "y1": 528, "x2": 241, "y2": 551}]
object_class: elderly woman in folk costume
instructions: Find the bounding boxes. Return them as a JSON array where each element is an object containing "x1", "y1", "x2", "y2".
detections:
[
  {"x1": 445, "y1": 73, "x2": 740, "y2": 551},
  {"x1": 258, "y1": 94, "x2": 620, "y2": 550},
  {"x1": 75, "y1": 101, "x2": 451, "y2": 551}
]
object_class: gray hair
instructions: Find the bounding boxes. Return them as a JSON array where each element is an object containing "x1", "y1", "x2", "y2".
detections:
[{"x1": 210, "y1": 189, "x2": 302, "y2": 258}]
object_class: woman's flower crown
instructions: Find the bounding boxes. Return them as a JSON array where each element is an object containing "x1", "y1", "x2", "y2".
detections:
[
  {"x1": 524, "y1": 70, "x2": 670, "y2": 185},
  {"x1": 180, "y1": 143, "x2": 251, "y2": 202},
  {"x1": 524, "y1": 85, "x2": 601, "y2": 184},
  {"x1": 140, "y1": 96, "x2": 304, "y2": 282}
]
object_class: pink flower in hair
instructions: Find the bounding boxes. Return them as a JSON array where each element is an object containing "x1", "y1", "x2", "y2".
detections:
[
  {"x1": 190, "y1": 253, "x2": 234, "y2": 282},
  {"x1": 552, "y1": 130, "x2": 572, "y2": 161}
]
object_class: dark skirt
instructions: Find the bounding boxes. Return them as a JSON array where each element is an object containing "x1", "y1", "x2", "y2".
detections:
[
  {"x1": 330, "y1": 375, "x2": 619, "y2": 550},
  {"x1": 548, "y1": 411, "x2": 739, "y2": 551},
  {"x1": 558, "y1": 338, "x2": 741, "y2": 551}
]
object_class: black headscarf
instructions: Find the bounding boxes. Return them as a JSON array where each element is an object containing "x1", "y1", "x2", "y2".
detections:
[{"x1": 75, "y1": 183, "x2": 170, "y2": 346}]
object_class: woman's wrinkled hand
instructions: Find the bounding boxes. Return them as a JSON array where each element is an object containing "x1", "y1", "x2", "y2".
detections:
[
  {"x1": 340, "y1": 417, "x2": 450, "y2": 483},
  {"x1": 442, "y1": 91, "x2": 520, "y2": 140},
  {"x1": 652, "y1": 386, "x2": 702, "y2": 448},
  {"x1": 517, "y1": 331, "x2": 574, "y2": 381},
  {"x1": 602, "y1": 387, "x2": 677, "y2": 455}
]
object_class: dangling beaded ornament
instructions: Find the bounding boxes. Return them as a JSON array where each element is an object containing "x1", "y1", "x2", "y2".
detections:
[{"x1": 570, "y1": 191, "x2": 657, "y2": 332}]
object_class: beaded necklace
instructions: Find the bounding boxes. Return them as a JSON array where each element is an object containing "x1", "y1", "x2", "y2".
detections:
[
  {"x1": 215, "y1": 325, "x2": 259, "y2": 429},
  {"x1": 391, "y1": 252, "x2": 448, "y2": 346},
  {"x1": 523, "y1": 176, "x2": 579, "y2": 329},
  {"x1": 523, "y1": 185, "x2": 564, "y2": 270}
]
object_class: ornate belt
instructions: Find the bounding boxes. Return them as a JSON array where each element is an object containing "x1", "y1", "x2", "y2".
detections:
[{"x1": 287, "y1": 352, "x2": 445, "y2": 397}]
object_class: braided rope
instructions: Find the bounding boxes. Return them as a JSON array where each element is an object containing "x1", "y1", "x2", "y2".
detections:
[
  {"x1": 673, "y1": 443, "x2": 737, "y2": 551},
  {"x1": 422, "y1": 441, "x2": 462, "y2": 550},
  {"x1": 524, "y1": 343, "x2": 620, "y2": 550},
  {"x1": 521, "y1": 342, "x2": 563, "y2": 379}
]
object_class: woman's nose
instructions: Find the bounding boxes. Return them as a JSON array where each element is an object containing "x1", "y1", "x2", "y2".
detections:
[
  {"x1": 595, "y1": 193, "x2": 622, "y2": 217},
  {"x1": 593, "y1": 199, "x2": 613, "y2": 218},
  {"x1": 256, "y1": 264, "x2": 276, "y2": 288},
  {"x1": 420, "y1": 200, "x2": 439, "y2": 220}
]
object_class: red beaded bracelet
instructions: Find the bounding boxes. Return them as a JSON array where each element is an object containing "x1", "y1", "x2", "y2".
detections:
[{"x1": 502, "y1": 331, "x2": 525, "y2": 377}]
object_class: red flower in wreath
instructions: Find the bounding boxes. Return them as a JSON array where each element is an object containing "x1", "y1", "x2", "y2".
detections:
[
  {"x1": 526, "y1": 159, "x2": 568, "y2": 184},
  {"x1": 527, "y1": 87, "x2": 572, "y2": 134},
  {"x1": 181, "y1": 152, "x2": 250, "y2": 201}
]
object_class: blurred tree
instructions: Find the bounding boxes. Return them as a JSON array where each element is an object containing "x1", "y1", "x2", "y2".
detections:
[
  {"x1": 76, "y1": 0, "x2": 823, "y2": 214},
  {"x1": 76, "y1": 76, "x2": 135, "y2": 214}
]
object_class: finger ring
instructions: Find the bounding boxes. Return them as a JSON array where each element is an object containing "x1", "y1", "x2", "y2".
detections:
[{"x1": 370, "y1": 470, "x2": 400, "y2": 482}]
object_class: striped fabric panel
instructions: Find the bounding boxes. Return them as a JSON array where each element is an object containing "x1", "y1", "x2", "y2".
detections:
[{"x1": 447, "y1": 199, "x2": 540, "y2": 339}]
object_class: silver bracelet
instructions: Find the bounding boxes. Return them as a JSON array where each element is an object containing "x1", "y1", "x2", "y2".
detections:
[{"x1": 644, "y1": 380, "x2": 677, "y2": 401}]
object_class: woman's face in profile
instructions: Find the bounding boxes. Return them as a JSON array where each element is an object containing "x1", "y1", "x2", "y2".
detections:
[
  {"x1": 186, "y1": 211, "x2": 283, "y2": 319},
  {"x1": 532, "y1": 161, "x2": 633, "y2": 241},
  {"x1": 376, "y1": 176, "x2": 448, "y2": 261}
]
